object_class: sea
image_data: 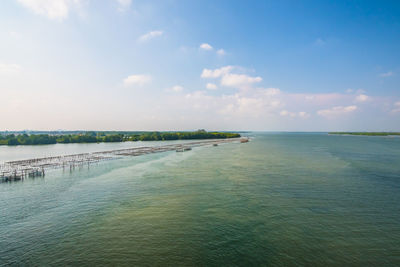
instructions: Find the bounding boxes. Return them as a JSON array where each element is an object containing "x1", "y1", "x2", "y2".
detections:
[{"x1": 0, "y1": 133, "x2": 399, "y2": 266}]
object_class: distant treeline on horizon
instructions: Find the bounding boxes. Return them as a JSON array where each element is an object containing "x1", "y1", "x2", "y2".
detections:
[
  {"x1": 329, "y1": 132, "x2": 400, "y2": 136},
  {"x1": 0, "y1": 130, "x2": 241, "y2": 146}
]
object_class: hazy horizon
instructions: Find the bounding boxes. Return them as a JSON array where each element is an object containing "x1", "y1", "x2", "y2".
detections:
[{"x1": 1, "y1": 0, "x2": 400, "y2": 131}]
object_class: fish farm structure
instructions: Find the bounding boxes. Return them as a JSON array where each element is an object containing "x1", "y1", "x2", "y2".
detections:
[{"x1": 0, "y1": 138, "x2": 249, "y2": 182}]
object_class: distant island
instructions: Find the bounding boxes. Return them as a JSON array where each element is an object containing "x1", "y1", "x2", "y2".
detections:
[
  {"x1": 329, "y1": 132, "x2": 400, "y2": 136},
  {"x1": 0, "y1": 130, "x2": 241, "y2": 146}
]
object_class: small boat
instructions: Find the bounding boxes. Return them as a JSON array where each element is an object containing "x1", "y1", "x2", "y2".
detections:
[
  {"x1": 240, "y1": 138, "x2": 249, "y2": 143},
  {"x1": 213, "y1": 144, "x2": 218, "y2": 146},
  {"x1": 176, "y1": 147, "x2": 192, "y2": 152}
]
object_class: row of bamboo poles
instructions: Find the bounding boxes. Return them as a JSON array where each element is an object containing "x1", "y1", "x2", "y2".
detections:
[{"x1": 0, "y1": 138, "x2": 248, "y2": 182}]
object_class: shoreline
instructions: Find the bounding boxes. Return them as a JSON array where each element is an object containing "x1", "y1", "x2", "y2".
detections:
[
  {"x1": 329, "y1": 132, "x2": 400, "y2": 137},
  {"x1": 0, "y1": 131, "x2": 241, "y2": 146}
]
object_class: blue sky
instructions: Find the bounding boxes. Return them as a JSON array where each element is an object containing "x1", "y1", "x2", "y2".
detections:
[{"x1": 0, "y1": 0, "x2": 399, "y2": 131}]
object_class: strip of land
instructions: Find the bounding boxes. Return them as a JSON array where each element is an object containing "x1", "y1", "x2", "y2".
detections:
[
  {"x1": 329, "y1": 132, "x2": 400, "y2": 136},
  {"x1": 0, "y1": 130, "x2": 240, "y2": 146}
]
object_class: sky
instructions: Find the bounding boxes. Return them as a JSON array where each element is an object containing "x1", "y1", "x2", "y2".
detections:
[{"x1": 0, "y1": 0, "x2": 399, "y2": 131}]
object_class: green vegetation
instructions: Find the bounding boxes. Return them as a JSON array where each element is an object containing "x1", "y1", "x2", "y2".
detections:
[
  {"x1": 0, "y1": 130, "x2": 240, "y2": 146},
  {"x1": 329, "y1": 132, "x2": 400, "y2": 136}
]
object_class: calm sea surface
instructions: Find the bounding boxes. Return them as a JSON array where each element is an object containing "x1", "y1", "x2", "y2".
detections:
[{"x1": 1, "y1": 133, "x2": 400, "y2": 266}]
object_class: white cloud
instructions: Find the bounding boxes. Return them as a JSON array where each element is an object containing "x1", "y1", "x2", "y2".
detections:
[
  {"x1": 392, "y1": 101, "x2": 400, "y2": 113},
  {"x1": 280, "y1": 110, "x2": 295, "y2": 117},
  {"x1": 179, "y1": 87, "x2": 284, "y2": 119},
  {"x1": 221, "y1": 73, "x2": 262, "y2": 88},
  {"x1": 201, "y1": 66, "x2": 234, "y2": 78},
  {"x1": 201, "y1": 65, "x2": 262, "y2": 89},
  {"x1": 16, "y1": 0, "x2": 83, "y2": 20},
  {"x1": 184, "y1": 90, "x2": 214, "y2": 110},
  {"x1": 199, "y1": 43, "x2": 213, "y2": 51},
  {"x1": 295, "y1": 93, "x2": 351, "y2": 106},
  {"x1": 217, "y1": 49, "x2": 226, "y2": 56},
  {"x1": 217, "y1": 90, "x2": 284, "y2": 118},
  {"x1": 218, "y1": 94, "x2": 268, "y2": 117},
  {"x1": 355, "y1": 94, "x2": 370, "y2": 102},
  {"x1": 0, "y1": 63, "x2": 21, "y2": 75},
  {"x1": 261, "y1": 88, "x2": 281, "y2": 96},
  {"x1": 236, "y1": 97, "x2": 264, "y2": 116},
  {"x1": 116, "y1": 0, "x2": 131, "y2": 11},
  {"x1": 317, "y1": 105, "x2": 357, "y2": 117},
  {"x1": 123, "y1": 74, "x2": 151, "y2": 86},
  {"x1": 270, "y1": 100, "x2": 281, "y2": 108},
  {"x1": 185, "y1": 90, "x2": 207, "y2": 99},
  {"x1": 138, "y1": 30, "x2": 163, "y2": 42},
  {"x1": 199, "y1": 44, "x2": 226, "y2": 55},
  {"x1": 280, "y1": 110, "x2": 309, "y2": 118},
  {"x1": 379, "y1": 71, "x2": 393, "y2": 77},
  {"x1": 168, "y1": 85, "x2": 184, "y2": 92},
  {"x1": 206, "y1": 83, "x2": 217, "y2": 90},
  {"x1": 298, "y1": 111, "x2": 310, "y2": 118}
]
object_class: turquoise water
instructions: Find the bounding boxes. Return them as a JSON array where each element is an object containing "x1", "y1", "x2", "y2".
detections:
[{"x1": 1, "y1": 133, "x2": 400, "y2": 266}]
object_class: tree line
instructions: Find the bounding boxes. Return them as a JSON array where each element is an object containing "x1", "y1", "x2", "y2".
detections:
[
  {"x1": 329, "y1": 132, "x2": 400, "y2": 136},
  {"x1": 0, "y1": 131, "x2": 241, "y2": 146}
]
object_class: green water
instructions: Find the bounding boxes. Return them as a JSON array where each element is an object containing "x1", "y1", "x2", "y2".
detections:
[{"x1": 1, "y1": 133, "x2": 400, "y2": 266}]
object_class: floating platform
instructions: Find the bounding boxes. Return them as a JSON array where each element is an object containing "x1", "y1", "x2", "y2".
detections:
[{"x1": 176, "y1": 147, "x2": 192, "y2": 152}]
